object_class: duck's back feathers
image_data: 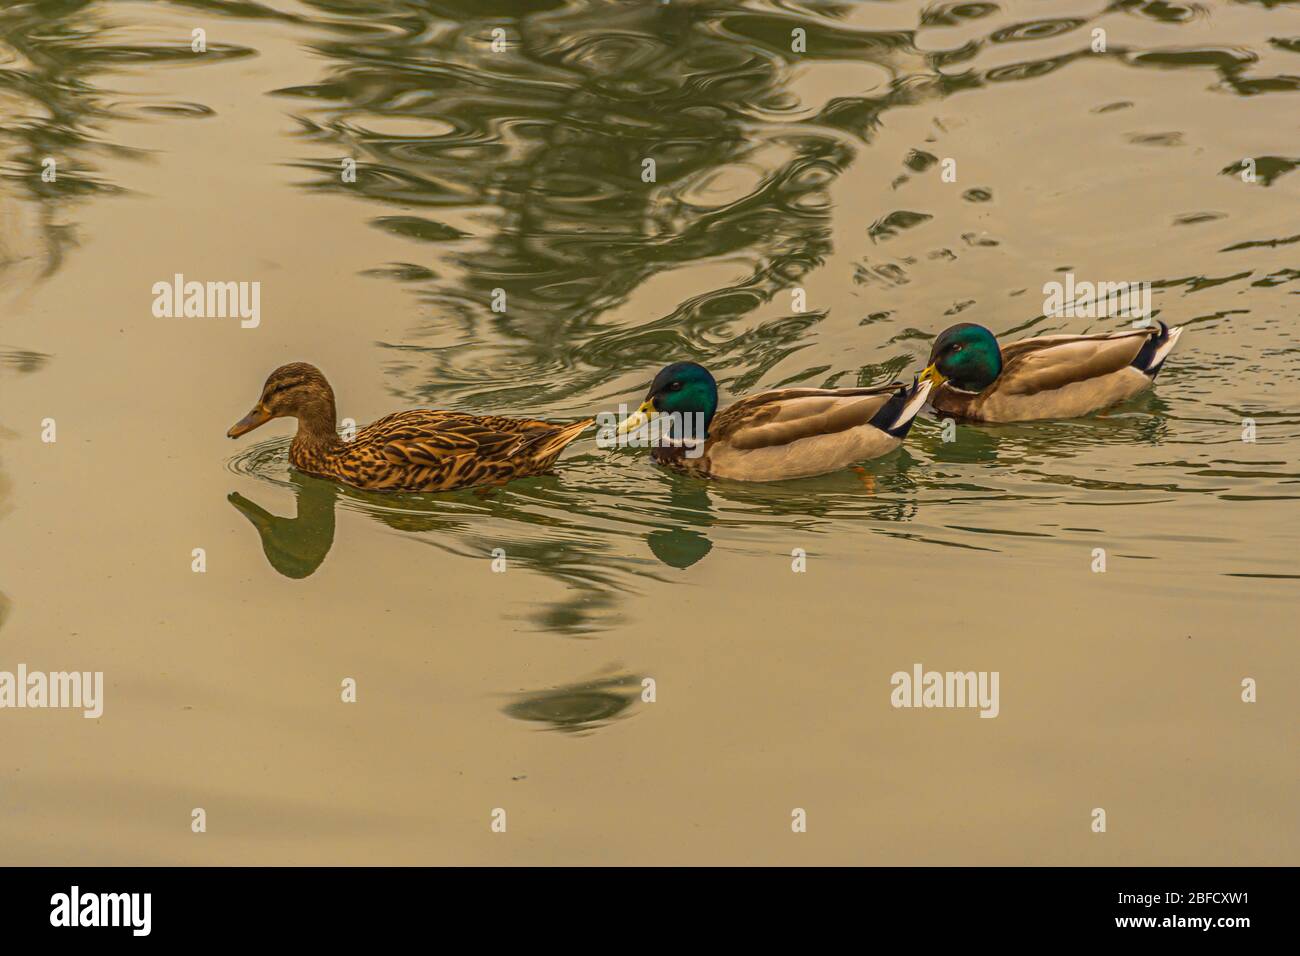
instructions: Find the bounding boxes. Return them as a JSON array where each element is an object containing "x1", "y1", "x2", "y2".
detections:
[
  {"x1": 934, "y1": 323, "x2": 1183, "y2": 422},
  {"x1": 997, "y1": 327, "x2": 1152, "y2": 394},
  {"x1": 712, "y1": 384, "x2": 903, "y2": 449},
  {"x1": 296, "y1": 410, "x2": 591, "y2": 492},
  {"x1": 374, "y1": 412, "x2": 561, "y2": 466},
  {"x1": 682, "y1": 380, "x2": 928, "y2": 482}
]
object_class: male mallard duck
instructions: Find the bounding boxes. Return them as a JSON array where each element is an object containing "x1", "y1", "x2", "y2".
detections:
[
  {"x1": 614, "y1": 362, "x2": 931, "y2": 482},
  {"x1": 918, "y1": 321, "x2": 1183, "y2": 422},
  {"x1": 227, "y1": 363, "x2": 592, "y2": 492}
]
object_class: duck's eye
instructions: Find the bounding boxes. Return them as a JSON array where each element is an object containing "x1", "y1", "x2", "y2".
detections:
[
  {"x1": 669, "y1": 381, "x2": 684, "y2": 391},
  {"x1": 951, "y1": 344, "x2": 963, "y2": 352}
]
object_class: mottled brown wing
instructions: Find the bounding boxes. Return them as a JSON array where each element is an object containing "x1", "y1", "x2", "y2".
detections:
[
  {"x1": 372, "y1": 411, "x2": 529, "y2": 467},
  {"x1": 998, "y1": 329, "x2": 1154, "y2": 396},
  {"x1": 711, "y1": 385, "x2": 902, "y2": 450}
]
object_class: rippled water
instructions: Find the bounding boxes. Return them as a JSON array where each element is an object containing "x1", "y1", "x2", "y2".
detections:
[{"x1": 1, "y1": 0, "x2": 1296, "y2": 864}]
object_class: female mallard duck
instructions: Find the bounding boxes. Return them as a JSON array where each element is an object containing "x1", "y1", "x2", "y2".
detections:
[
  {"x1": 227, "y1": 363, "x2": 592, "y2": 492},
  {"x1": 918, "y1": 321, "x2": 1183, "y2": 422},
  {"x1": 614, "y1": 362, "x2": 931, "y2": 482}
]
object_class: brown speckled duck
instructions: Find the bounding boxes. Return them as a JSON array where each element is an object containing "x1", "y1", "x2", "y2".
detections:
[{"x1": 227, "y1": 363, "x2": 592, "y2": 492}]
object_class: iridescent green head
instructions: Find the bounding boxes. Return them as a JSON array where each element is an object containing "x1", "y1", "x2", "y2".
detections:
[
  {"x1": 617, "y1": 361, "x2": 719, "y2": 439},
  {"x1": 920, "y1": 323, "x2": 1003, "y2": 392}
]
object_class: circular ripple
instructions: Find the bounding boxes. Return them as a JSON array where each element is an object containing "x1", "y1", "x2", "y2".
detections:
[
  {"x1": 921, "y1": 2, "x2": 1001, "y2": 27},
  {"x1": 225, "y1": 436, "x2": 292, "y2": 484},
  {"x1": 990, "y1": 18, "x2": 1087, "y2": 43}
]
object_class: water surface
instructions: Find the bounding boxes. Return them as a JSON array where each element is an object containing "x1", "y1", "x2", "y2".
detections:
[{"x1": 1, "y1": 0, "x2": 1296, "y2": 864}]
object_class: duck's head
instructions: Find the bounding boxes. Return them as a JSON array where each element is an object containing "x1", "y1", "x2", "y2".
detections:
[
  {"x1": 617, "y1": 361, "x2": 719, "y2": 440},
  {"x1": 227, "y1": 362, "x2": 336, "y2": 438},
  {"x1": 920, "y1": 323, "x2": 1002, "y2": 392}
]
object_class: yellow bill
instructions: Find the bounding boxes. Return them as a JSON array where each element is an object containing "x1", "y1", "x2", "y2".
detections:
[
  {"x1": 616, "y1": 399, "x2": 657, "y2": 436},
  {"x1": 918, "y1": 363, "x2": 947, "y2": 387}
]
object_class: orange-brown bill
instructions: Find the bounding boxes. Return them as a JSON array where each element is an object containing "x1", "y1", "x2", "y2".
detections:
[{"x1": 227, "y1": 405, "x2": 272, "y2": 438}]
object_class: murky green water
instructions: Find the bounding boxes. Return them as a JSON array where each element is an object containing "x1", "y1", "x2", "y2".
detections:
[{"x1": 1, "y1": 0, "x2": 1296, "y2": 864}]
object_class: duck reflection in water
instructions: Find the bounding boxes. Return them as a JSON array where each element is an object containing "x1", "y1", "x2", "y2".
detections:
[
  {"x1": 646, "y1": 471, "x2": 714, "y2": 569},
  {"x1": 228, "y1": 469, "x2": 516, "y2": 580},
  {"x1": 227, "y1": 470, "x2": 481, "y2": 580},
  {"x1": 226, "y1": 470, "x2": 635, "y2": 636},
  {"x1": 228, "y1": 472, "x2": 339, "y2": 579}
]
